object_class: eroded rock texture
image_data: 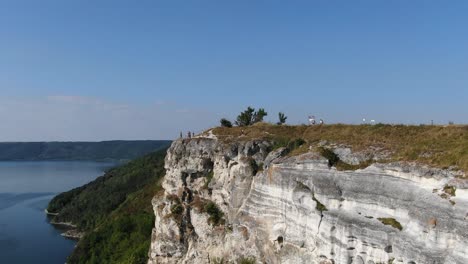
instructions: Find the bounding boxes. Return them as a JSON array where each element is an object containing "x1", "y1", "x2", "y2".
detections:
[{"x1": 148, "y1": 137, "x2": 468, "y2": 264}]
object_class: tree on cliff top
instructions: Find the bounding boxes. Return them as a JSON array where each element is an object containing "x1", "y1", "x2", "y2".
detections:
[
  {"x1": 277, "y1": 112, "x2": 287, "y2": 125},
  {"x1": 220, "y1": 118, "x2": 233, "y2": 127},
  {"x1": 235, "y1": 107, "x2": 268, "y2": 126}
]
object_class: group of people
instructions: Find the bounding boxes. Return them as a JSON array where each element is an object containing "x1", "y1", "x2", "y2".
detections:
[
  {"x1": 181, "y1": 115, "x2": 327, "y2": 140},
  {"x1": 308, "y1": 116, "x2": 324, "y2": 125},
  {"x1": 180, "y1": 131, "x2": 196, "y2": 139}
]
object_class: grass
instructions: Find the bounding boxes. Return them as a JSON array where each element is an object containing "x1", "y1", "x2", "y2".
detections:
[
  {"x1": 335, "y1": 159, "x2": 373, "y2": 171},
  {"x1": 312, "y1": 193, "x2": 328, "y2": 212},
  {"x1": 270, "y1": 137, "x2": 306, "y2": 155},
  {"x1": 378, "y1": 217, "x2": 403, "y2": 231},
  {"x1": 211, "y1": 123, "x2": 468, "y2": 176},
  {"x1": 203, "y1": 171, "x2": 214, "y2": 189},
  {"x1": 237, "y1": 257, "x2": 256, "y2": 264},
  {"x1": 211, "y1": 257, "x2": 226, "y2": 264}
]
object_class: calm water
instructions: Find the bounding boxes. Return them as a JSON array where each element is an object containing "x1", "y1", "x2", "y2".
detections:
[{"x1": 0, "y1": 161, "x2": 115, "y2": 264}]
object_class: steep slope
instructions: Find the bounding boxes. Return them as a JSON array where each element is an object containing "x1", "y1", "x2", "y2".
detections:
[
  {"x1": 148, "y1": 125, "x2": 468, "y2": 264},
  {"x1": 0, "y1": 140, "x2": 171, "y2": 161},
  {"x1": 67, "y1": 173, "x2": 164, "y2": 264},
  {"x1": 47, "y1": 148, "x2": 168, "y2": 264}
]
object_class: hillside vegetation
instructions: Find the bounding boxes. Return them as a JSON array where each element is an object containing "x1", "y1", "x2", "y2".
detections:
[
  {"x1": 0, "y1": 140, "x2": 171, "y2": 161},
  {"x1": 212, "y1": 123, "x2": 468, "y2": 175},
  {"x1": 47, "y1": 148, "x2": 168, "y2": 263}
]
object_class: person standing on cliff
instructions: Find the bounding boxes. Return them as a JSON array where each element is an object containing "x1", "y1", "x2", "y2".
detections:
[{"x1": 308, "y1": 115, "x2": 316, "y2": 125}]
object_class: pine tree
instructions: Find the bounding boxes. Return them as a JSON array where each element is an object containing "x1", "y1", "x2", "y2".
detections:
[
  {"x1": 277, "y1": 112, "x2": 287, "y2": 125},
  {"x1": 235, "y1": 107, "x2": 268, "y2": 126}
]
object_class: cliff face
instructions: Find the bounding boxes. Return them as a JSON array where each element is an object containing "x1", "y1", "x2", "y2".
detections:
[{"x1": 148, "y1": 136, "x2": 468, "y2": 264}]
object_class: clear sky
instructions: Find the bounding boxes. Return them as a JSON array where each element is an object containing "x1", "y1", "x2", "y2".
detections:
[{"x1": 1, "y1": 0, "x2": 467, "y2": 141}]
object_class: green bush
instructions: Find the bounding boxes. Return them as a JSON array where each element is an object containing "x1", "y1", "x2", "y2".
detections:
[
  {"x1": 235, "y1": 107, "x2": 267, "y2": 127},
  {"x1": 318, "y1": 147, "x2": 340, "y2": 167},
  {"x1": 204, "y1": 201, "x2": 225, "y2": 226},
  {"x1": 171, "y1": 203, "x2": 184, "y2": 215},
  {"x1": 220, "y1": 118, "x2": 233, "y2": 128},
  {"x1": 287, "y1": 138, "x2": 306, "y2": 150},
  {"x1": 317, "y1": 147, "x2": 372, "y2": 171},
  {"x1": 272, "y1": 138, "x2": 305, "y2": 152}
]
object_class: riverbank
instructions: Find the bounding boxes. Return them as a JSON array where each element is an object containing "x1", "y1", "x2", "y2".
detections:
[
  {"x1": 61, "y1": 229, "x2": 84, "y2": 240},
  {"x1": 44, "y1": 209, "x2": 58, "y2": 216},
  {"x1": 47, "y1": 214, "x2": 83, "y2": 240}
]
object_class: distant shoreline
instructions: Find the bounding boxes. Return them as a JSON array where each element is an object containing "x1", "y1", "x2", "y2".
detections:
[{"x1": 0, "y1": 140, "x2": 171, "y2": 162}]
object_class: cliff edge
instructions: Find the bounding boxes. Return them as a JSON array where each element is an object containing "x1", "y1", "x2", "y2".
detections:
[{"x1": 148, "y1": 125, "x2": 468, "y2": 264}]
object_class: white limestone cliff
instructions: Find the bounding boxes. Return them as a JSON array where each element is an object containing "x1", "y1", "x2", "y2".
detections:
[{"x1": 148, "y1": 136, "x2": 468, "y2": 264}]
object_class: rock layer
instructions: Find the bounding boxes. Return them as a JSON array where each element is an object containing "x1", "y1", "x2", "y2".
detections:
[{"x1": 148, "y1": 137, "x2": 468, "y2": 264}]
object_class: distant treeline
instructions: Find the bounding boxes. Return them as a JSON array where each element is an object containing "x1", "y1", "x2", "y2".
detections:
[{"x1": 0, "y1": 140, "x2": 171, "y2": 161}]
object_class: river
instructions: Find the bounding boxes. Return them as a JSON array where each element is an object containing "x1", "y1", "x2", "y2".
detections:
[{"x1": 0, "y1": 161, "x2": 115, "y2": 264}]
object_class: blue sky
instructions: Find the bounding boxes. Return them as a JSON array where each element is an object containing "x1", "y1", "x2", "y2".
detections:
[{"x1": 1, "y1": 1, "x2": 467, "y2": 140}]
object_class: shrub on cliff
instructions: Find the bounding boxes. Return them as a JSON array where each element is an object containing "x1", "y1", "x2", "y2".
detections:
[
  {"x1": 318, "y1": 147, "x2": 340, "y2": 167},
  {"x1": 248, "y1": 157, "x2": 260, "y2": 175},
  {"x1": 443, "y1": 185, "x2": 456, "y2": 196},
  {"x1": 287, "y1": 138, "x2": 305, "y2": 150},
  {"x1": 272, "y1": 137, "x2": 305, "y2": 152},
  {"x1": 204, "y1": 201, "x2": 225, "y2": 226}
]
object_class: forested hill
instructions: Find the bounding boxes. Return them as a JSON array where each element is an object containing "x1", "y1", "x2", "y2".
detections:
[
  {"x1": 47, "y1": 148, "x2": 168, "y2": 263},
  {"x1": 0, "y1": 140, "x2": 171, "y2": 161}
]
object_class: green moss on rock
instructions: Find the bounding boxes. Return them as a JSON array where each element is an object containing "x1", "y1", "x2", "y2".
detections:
[{"x1": 378, "y1": 217, "x2": 403, "y2": 231}]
